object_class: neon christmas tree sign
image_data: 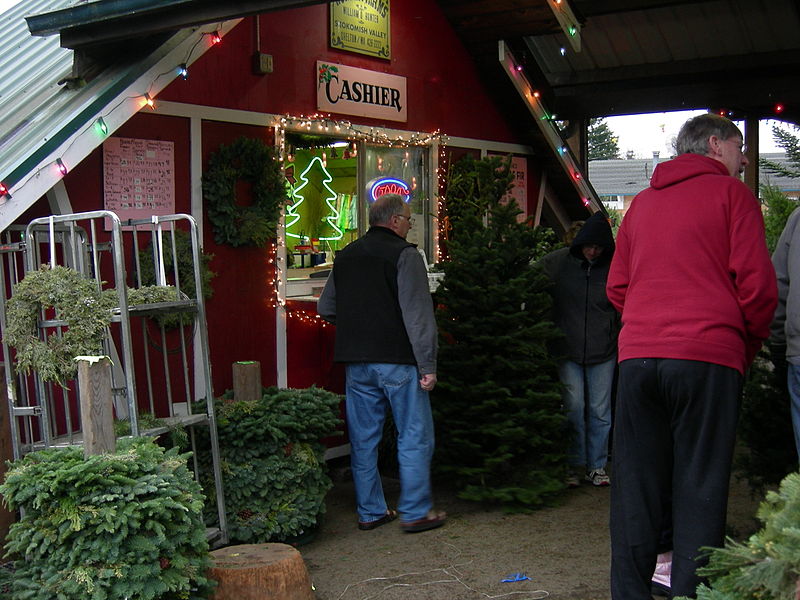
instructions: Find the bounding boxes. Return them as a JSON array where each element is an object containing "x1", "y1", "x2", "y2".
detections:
[{"x1": 286, "y1": 156, "x2": 343, "y2": 241}]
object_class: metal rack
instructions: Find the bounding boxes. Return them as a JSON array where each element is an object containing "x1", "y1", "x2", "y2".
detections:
[{"x1": 0, "y1": 211, "x2": 227, "y2": 544}]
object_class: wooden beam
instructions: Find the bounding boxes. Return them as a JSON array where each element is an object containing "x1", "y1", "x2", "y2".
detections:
[
  {"x1": 573, "y1": 0, "x2": 721, "y2": 17},
  {"x1": 439, "y1": 0, "x2": 551, "y2": 19},
  {"x1": 447, "y1": 13, "x2": 561, "y2": 41},
  {"x1": 546, "y1": 49, "x2": 800, "y2": 88}
]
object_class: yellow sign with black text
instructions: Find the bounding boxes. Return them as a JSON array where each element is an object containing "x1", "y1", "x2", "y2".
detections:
[{"x1": 330, "y1": 0, "x2": 390, "y2": 59}]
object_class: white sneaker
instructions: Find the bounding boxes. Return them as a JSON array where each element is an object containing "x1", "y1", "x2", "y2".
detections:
[{"x1": 586, "y1": 468, "x2": 610, "y2": 486}]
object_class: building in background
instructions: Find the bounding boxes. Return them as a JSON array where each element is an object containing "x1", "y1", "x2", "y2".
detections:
[{"x1": 590, "y1": 153, "x2": 800, "y2": 217}]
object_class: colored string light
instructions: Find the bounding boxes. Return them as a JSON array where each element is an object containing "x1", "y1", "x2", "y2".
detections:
[{"x1": 2, "y1": 25, "x2": 227, "y2": 205}]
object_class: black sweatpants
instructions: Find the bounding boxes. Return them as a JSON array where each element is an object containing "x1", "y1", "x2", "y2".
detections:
[{"x1": 610, "y1": 358, "x2": 742, "y2": 599}]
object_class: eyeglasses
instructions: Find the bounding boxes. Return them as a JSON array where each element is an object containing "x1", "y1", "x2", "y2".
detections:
[
  {"x1": 394, "y1": 214, "x2": 414, "y2": 224},
  {"x1": 726, "y1": 138, "x2": 747, "y2": 153}
]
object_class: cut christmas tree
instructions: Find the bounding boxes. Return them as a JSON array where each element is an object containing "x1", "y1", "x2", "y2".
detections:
[{"x1": 433, "y1": 154, "x2": 567, "y2": 510}]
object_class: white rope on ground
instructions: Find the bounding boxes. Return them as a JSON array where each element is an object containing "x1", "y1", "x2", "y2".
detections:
[{"x1": 333, "y1": 542, "x2": 550, "y2": 600}]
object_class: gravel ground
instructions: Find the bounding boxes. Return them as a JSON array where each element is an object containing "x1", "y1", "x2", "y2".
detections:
[{"x1": 297, "y1": 470, "x2": 763, "y2": 600}]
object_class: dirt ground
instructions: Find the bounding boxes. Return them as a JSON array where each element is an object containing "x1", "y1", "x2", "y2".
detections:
[{"x1": 297, "y1": 468, "x2": 764, "y2": 600}]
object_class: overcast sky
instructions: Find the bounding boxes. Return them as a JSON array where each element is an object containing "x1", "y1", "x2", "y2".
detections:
[{"x1": 606, "y1": 110, "x2": 792, "y2": 159}]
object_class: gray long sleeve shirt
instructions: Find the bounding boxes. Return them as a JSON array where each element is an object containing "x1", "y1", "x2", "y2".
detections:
[{"x1": 771, "y1": 207, "x2": 800, "y2": 364}]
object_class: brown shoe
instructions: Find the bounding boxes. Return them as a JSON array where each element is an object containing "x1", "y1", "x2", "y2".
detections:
[
  {"x1": 401, "y1": 510, "x2": 446, "y2": 533},
  {"x1": 358, "y1": 509, "x2": 398, "y2": 531}
]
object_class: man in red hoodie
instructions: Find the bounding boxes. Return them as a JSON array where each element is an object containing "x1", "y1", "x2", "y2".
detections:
[{"x1": 606, "y1": 113, "x2": 777, "y2": 599}]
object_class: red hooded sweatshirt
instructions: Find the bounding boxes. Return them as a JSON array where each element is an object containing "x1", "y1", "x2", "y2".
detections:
[{"x1": 607, "y1": 153, "x2": 777, "y2": 374}]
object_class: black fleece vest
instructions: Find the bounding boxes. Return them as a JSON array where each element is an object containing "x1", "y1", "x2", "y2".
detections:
[{"x1": 332, "y1": 227, "x2": 416, "y2": 365}]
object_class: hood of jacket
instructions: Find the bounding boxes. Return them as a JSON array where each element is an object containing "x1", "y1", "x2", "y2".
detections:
[
  {"x1": 650, "y1": 153, "x2": 730, "y2": 190},
  {"x1": 569, "y1": 211, "x2": 615, "y2": 263}
]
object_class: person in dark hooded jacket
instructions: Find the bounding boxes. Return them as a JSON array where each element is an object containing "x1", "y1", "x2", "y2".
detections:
[{"x1": 539, "y1": 211, "x2": 620, "y2": 487}]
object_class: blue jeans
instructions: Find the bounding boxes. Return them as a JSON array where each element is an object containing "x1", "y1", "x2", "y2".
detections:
[
  {"x1": 345, "y1": 363, "x2": 434, "y2": 523},
  {"x1": 559, "y1": 357, "x2": 615, "y2": 470},
  {"x1": 787, "y1": 363, "x2": 800, "y2": 459}
]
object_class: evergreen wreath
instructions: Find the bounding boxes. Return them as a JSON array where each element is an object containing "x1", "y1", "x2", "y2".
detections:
[
  {"x1": 4, "y1": 265, "x2": 178, "y2": 386},
  {"x1": 202, "y1": 136, "x2": 287, "y2": 247},
  {"x1": 4, "y1": 265, "x2": 112, "y2": 387}
]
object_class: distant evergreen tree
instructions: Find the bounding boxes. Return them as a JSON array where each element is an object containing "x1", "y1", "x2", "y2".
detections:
[
  {"x1": 762, "y1": 184, "x2": 797, "y2": 254},
  {"x1": 760, "y1": 124, "x2": 800, "y2": 179},
  {"x1": 606, "y1": 207, "x2": 623, "y2": 237},
  {"x1": 588, "y1": 118, "x2": 621, "y2": 160},
  {"x1": 433, "y1": 154, "x2": 568, "y2": 510}
]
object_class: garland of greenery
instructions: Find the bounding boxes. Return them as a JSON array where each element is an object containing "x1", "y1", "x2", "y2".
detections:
[
  {"x1": 4, "y1": 265, "x2": 179, "y2": 387},
  {"x1": 202, "y1": 136, "x2": 287, "y2": 247}
]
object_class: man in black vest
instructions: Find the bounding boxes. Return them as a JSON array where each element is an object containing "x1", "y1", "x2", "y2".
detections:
[{"x1": 318, "y1": 193, "x2": 445, "y2": 533}]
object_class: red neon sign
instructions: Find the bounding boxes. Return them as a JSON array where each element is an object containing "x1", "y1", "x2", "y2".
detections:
[{"x1": 368, "y1": 177, "x2": 411, "y2": 202}]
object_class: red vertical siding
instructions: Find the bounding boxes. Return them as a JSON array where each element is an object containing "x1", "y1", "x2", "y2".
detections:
[
  {"x1": 17, "y1": 0, "x2": 537, "y2": 401},
  {"x1": 159, "y1": 0, "x2": 520, "y2": 142},
  {"x1": 199, "y1": 121, "x2": 278, "y2": 394}
]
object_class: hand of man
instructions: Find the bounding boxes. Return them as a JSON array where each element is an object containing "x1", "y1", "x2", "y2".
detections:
[{"x1": 419, "y1": 373, "x2": 437, "y2": 391}]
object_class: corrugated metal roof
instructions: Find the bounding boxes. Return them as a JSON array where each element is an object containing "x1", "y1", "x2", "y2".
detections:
[
  {"x1": 0, "y1": 0, "x2": 75, "y2": 171},
  {"x1": 589, "y1": 152, "x2": 800, "y2": 197},
  {"x1": 0, "y1": 0, "x2": 238, "y2": 230}
]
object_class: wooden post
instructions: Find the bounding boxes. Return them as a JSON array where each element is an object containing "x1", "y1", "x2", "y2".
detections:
[
  {"x1": 232, "y1": 361, "x2": 261, "y2": 403},
  {"x1": 208, "y1": 543, "x2": 314, "y2": 600},
  {"x1": 76, "y1": 356, "x2": 116, "y2": 457}
]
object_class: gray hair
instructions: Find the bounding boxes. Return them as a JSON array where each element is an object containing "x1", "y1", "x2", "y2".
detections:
[
  {"x1": 674, "y1": 113, "x2": 743, "y2": 156},
  {"x1": 369, "y1": 193, "x2": 406, "y2": 226}
]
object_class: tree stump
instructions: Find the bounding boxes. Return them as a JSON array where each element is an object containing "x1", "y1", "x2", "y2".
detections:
[
  {"x1": 208, "y1": 543, "x2": 314, "y2": 600},
  {"x1": 232, "y1": 361, "x2": 262, "y2": 403}
]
